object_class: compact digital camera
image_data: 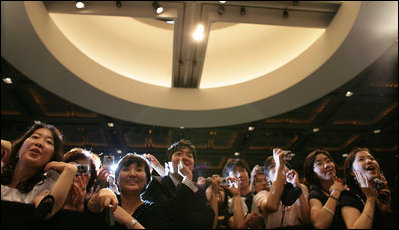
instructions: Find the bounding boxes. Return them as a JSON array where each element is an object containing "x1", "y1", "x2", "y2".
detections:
[
  {"x1": 220, "y1": 177, "x2": 230, "y2": 187},
  {"x1": 75, "y1": 164, "x2": 90, "y2": 176}
]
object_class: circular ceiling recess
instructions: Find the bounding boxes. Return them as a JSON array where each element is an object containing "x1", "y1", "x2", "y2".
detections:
[{"x1": 1, "y1": 1, "x2": 398, "y2": 127}]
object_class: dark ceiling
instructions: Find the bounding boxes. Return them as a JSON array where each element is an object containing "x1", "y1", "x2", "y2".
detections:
[{"x1": 1, "y1": 42, "x2": 397, "y2": 180}]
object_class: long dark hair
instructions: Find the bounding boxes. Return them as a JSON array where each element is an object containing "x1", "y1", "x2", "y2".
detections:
[
  {"x1": 1, "y1": 122, "x2": 64, "y2": 193},
  {"x1": 62, "y1": 148, "x2": 97, "y2": 192},
  {"x1": 303, "y1": 149, "x2": 337, "y2": 190}
]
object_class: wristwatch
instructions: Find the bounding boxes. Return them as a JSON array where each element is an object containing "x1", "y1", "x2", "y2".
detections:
[{"x1": 128, "y1": 217, "x2": 137, "y2": 229}]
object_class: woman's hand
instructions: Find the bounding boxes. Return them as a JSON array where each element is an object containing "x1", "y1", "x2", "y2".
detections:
[
  {"x1": 273, "y1": 148, "x2": 286, "y2": 171},
  {"x1": 329, "y1": 177, "x2": 345, "y2": 195},
  {"x1": 225, "y1": 177, "x2": 240, "y2": 196},
  {"x1": 87, "y1": 188, "x2": 118, "y2": 213},
  {"x1": 44, "y1": 161, "x2": 77, "y2": 174},
  {"x1": 71, "y1": 173, "x2": 91, "y2": 211},
  {"x1": 354, "y1": 170, "x2": 377, "y2": 200},
  {"x1": 286, "y1": 169, "x2": 300, "y2": 187}
]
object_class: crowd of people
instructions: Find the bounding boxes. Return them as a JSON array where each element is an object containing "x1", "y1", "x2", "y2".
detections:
[{"x1": 1, "y1": 122, "x2": 397, "y2": 229}]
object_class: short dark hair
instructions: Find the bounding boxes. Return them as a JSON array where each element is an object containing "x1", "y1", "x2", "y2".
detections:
[
  {"x1": 303, "y1": 149, "x2": 337, "y2": 190},
  {"x1": 63, "y1": 148, "x2": 97, "y2": 192},
  {"x1": 222, "y1": 158, "x2": 250, "y2": 178},
  {"x1": 166, "y1": 139, "x2": 197, "y2": 162},
  {"x1": 1, "y1": 122, "x2": 64, "y2": 193},
  {"x1": 115, "y1": 153, "x2": 151, "y2": 192},
  {"x1": 344, "y1": 147, "x2": 373, "y2": 190}
]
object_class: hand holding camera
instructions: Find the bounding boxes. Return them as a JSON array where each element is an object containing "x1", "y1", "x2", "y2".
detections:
[{"x1": 373, "y1": 173, "x2": 391, "y2": 204}]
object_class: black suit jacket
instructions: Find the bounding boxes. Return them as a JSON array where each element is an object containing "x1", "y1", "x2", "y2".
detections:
[{"x1": 142, "y1": 175, "x2": 215, "y2": 229}]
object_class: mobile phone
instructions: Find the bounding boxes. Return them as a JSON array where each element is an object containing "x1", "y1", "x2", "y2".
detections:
[{"x1": 104, "y1": 205, "x2": 115, "y2": 226}]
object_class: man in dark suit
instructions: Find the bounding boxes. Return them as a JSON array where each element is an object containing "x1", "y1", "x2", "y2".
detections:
[{"x1": 142, "y1": 140, "x2": 215, "y2": 229}]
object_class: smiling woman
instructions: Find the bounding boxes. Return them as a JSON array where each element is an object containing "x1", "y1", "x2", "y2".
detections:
[{"x1": 1, "y1": 122, "x2": 64, "y2": 204}]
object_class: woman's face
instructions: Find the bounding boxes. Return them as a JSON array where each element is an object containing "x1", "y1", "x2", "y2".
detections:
[
  {"x1": 313, "y1": 153, "x2": 336, "y2": 182},
  {"x1": 255, "y1": 173, "x2": 268, "y2": 193},
  {"x1": 171, "y1": 147, "x2": 194, "y2": 172},
  {"x1": 206, "y1": 186, "x2": 225, "y2": 206},
  {"x1": 117, "y1": 163, "x2": 147, "y2": 194},
  {"x1": 352, "y1": 151, "x2": 380, "y2": 180},
  {"x1": 228, "y1": 166, "x2": 249, "y2": 188},
  {"x1": 18, "y1": 128, "x2": 55, "y2": 169}
]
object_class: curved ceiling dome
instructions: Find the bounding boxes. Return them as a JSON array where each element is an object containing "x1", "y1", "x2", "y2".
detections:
[{"x1": 1, "y1": 1, "x2": 398, "y2": 127}]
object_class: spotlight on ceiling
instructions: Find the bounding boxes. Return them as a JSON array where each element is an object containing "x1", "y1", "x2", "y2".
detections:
[
  {"x1": 2, "y1": 77, "x2": 13, "y2": 84},
  {"x1": 313, "y1": 127, "x2": 320, "y2": 133},
  {"x1": 152, "y1": 1, "x2": 164, "y2": 14},
  {"x1": 373, "y1": 129, "x2": 381, "y2": 134},
  {"x1": 234, "y1": 152, "x2": 240, "y2": 156},
  {"x1": 116, "y1": 1, "x2": 122, "y2": 8},
  {"x1": 248, "y1": 126, "x2": 255, "y2": 131},
  {"x1": 240, "y1": 7, "x2": 246, "y2": 15},
  {"x1": 219, "y1": 1, "x2": 226, "y2": 3},
  {"x1": 345, "y1": 91, "x2": 354, "y2": 97},
  {"x1": 217, "y1": 5, "x2": 225, "y2": 15},
  {"x1": 283, "y1": 8, "x2": 289, "y2": 18},
  {"x1": 75, "y1": 1, "x2": 85, "y2": 9}
]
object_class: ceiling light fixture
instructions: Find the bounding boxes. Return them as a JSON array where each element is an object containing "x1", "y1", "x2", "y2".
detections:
[
  {"x1": 75, "y1": 1, "x2": 85, "y2": 9},
  {"x1": 240, "y1": 7, "x2": 246, "y2": 16},
  {"x1": 313, "y1": 127, "x2": 320, "y2": 133},
  {"x1": 217, "y1": 5, "x2": 225, "y2": 15},
  {"x1": 283, "y1": 8, "x2": 289, "y2": 18},
  {"x1": 2, "y1": 77, "x2": 13, "y2": 84},
  {"x1": 345, "y1": 91, "x2": 354, "y2": 97},
  {"x1": 373, "y1": 129, "x2": 381, "y2": 134},
  {"x1": 248, "y1": 126, "x2": 255, "y2": 131},
  {"x1": 152, "y1": 1, "x2": 164, "y2": 15},
  {"x1": 234, "y1": 152, "x2": 240, "y2": 156},
  {"x1": 107, "y1": 122, "x2": 114, "y2": 128},
  {"x1": 116, "y1": 149, "x2": 122, "y2": 154},
  {"x1": 219, "y1": 1, "x2": 226, "y2": 3},
  {"x1": 193, "y1": 24, "x2": 204, "y2": 41}
]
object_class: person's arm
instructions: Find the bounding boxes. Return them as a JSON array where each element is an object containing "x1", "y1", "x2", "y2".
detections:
[
  {"x1": 87, "y1": 188, "x2": 118, "y2": 213},
  {"x1": 341, "y1": 170, "x2": 376, "y2": 229},
  {"x1": 286, "y1": 170, "x2": 310, "y2": 224},
  {"x1": 259, "y1": 148, "x2": 286, "y2": 213},
  {"x1": 249, "y1": 165, "x2": 260, "y2": 193},
  {"x1": 310, "y1": 179, "x2": 345, "y2": 229},
  {"x1": 113, "y1": 205, "x2": 144, "y2": 229},
  {"x1": 146, "y1": 153, "x2": 165, "y2": 177},
  {"x1": 208, "y1": 175, "x2": 220, "y2": 229},
  {"x1": 33, "y1": 161, "x2": 78, "y2": 219},
  {"x1": 226, "y1": 178, "x2": 245, "y2": 229}
]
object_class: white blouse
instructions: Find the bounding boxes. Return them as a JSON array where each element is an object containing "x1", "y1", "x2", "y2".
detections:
[{"x1": 1, "y1": 170, "x2": 58, "y2": 204}]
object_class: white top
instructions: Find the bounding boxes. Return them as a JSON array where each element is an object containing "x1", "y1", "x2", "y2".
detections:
[
  {"x1": 1, "y1": 170, "x2": 59, "y2": 204},
  {"x1": 227, "y1": 195, "x2": 250, "y2": 216},
  {"x1": 253, "y1": 184, "x2": 309, "y2": 229}
]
